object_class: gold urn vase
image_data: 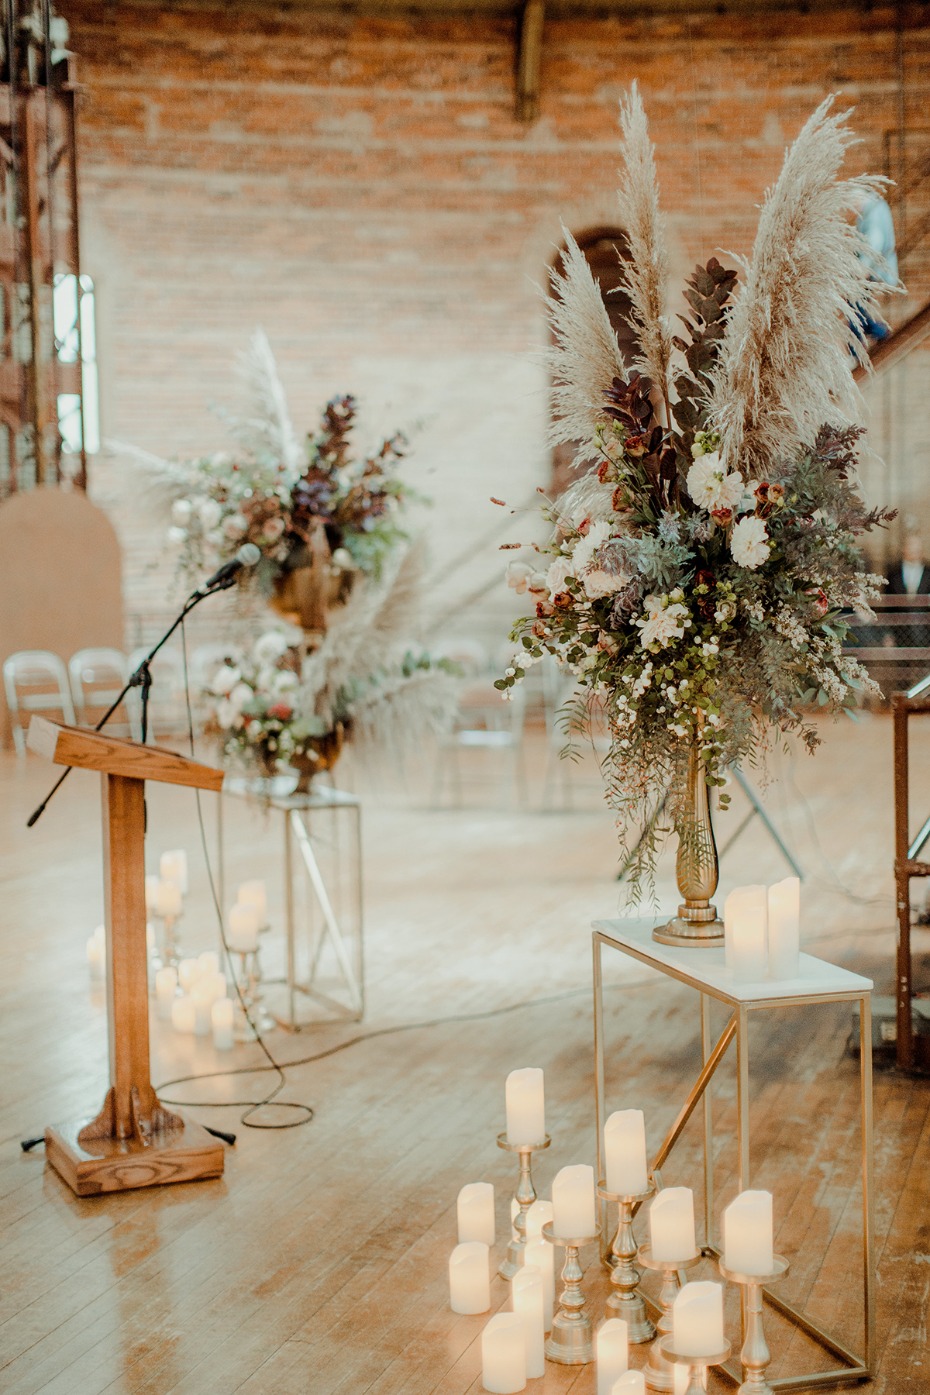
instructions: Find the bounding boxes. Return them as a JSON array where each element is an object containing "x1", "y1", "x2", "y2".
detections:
[
  {"x1": 653, "y1": 725, "x2": 725, "y2": 948},
  {"x1": 289, "y1": 722, "x2": 346, "y2": 794}
]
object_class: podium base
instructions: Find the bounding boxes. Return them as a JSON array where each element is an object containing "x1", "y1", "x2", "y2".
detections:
[{"x1": 45, "y1": 1111, "x2": 225, "y2": 1196}]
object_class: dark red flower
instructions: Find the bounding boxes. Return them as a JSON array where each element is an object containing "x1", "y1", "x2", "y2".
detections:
[{"x1": 267, "y1": 702, "x2": 293, "y2": 721}]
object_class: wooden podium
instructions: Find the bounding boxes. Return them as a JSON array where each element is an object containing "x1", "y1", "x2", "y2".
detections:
[{"x1": 28, "y1": 716, "x2": 227, "y2": 1196}]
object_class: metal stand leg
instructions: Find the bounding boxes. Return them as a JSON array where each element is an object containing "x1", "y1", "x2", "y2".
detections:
[
  {"x1": 701, "y1": 994, "x2": 714, "y2": 1250},
  {"x1": 288, "y1": 810, "x2": 362, "y2": 1016},
  {"x1": 719, "y1": 768, "x2": 803, "y2": 879}
]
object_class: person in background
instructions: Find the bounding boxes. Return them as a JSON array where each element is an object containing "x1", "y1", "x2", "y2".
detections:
[
  {"x1": 853, "y1": 190, "x2": 899, "y2": 343},
  {"x1": 886, "y1": 529, "x2": 930, "y2": 654}
]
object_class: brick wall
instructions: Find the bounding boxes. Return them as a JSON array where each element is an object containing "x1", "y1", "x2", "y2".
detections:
[{"x1": 60, "y1": 0, "x2": 930, "y2": 649}]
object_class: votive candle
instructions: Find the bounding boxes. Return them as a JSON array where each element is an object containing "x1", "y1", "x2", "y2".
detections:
[
  {"x1": 552, "y1": 1164, "x2": 596, "y2": 1239},
  {"x1": 672, "y1": 1281, "x2": 725, "y2": 1358},
  {"x1": 237, "y1": 879, "x2": 267, "y2": 924},
  {"x1": 449, "y1": 1241, "x2": 490, "y2": 1315},
  {"x1": 596, "y1": 1317, "x2": 629, "y2": 1395},
  {"x1": 481, "y1": 1312, "x2": 526, "y2": 1394},
  {"x1": 211, "y1": 997, "x2": 234, "y2": 1051},
  {"x1": 159, "y1": 848, "x2": 188, "y2": 894},
  {"x1": 767, "y1": 876, "x2": 801, "y2": 979},
  {"x1": 155, "y1": 965, "x2": 178, "y2": 1020},
  {"x1": 198, "y1": 950, "x2": 220, "y2": 977},
  {"x1": 648, "y1": 1187, "x2": 696, "y2": 1261},
  {"x1": 177, "y1": 957, "x2": 199, "y2": 993},
  {"x1": 512, "y1": 1265, "x2": 545, "y2": 1378},
  {"x1": 171, "y1": 995, "x2": 196, "y2": 1035},
  {"x1": 144, "y1": 874, "x2": 160, "y2": 914},
  {"x1": 605, "y1": 1109, "x2": 648, "y2": 1195},
  {"x1": 155, "y1": 879, "x2": 183, "y2": 919},
  {"x1": 457, "y1": 1182, "x2": 496, "y2": 1247},
  {"x1": 610, "y1": 1374, "x2": 646, "y2": 1395},
  {"x1": 525, "y1": 1199, "x2": 553, "y2": 1242},
  {"x1": 523, "y1": 1239, "x2": 555, "y2": 1330},
  {"x1": 192, "y1": 983, "x2": 213, "y2": 1037},
  {"x1": 505, "y1": 1067, "x2": 545, "y2": 1146},
  {"x1": 723, "y1": 1190, "x2": 774, "y2": 1276},
  {"x1": 724, "y1": 885, "x2": 768, "y2": 982},
  {"x1": 228, "y1": 903, "x2": 260, "y2": 953}
]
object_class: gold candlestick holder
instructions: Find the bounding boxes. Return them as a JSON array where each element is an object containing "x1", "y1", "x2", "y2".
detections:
[
  {"x1": 541, "y1": 1221, "x2": 599, "y2": 1364},
  {"x1": 660, "y1": 1338, "x2": 732, "y2": 1395},
  {"x1": 496, "y1": 1132, "x2": 550, "y2": 1279},
  {"x1": 158, "y1": 910, "x2": 182, "y2": 969},
  {"x1": 637, "y1": 1245, "x2": 702, "y2": 1392},
  {"x1": 597, "y1": 1178, "x2": 656, "y2": 1341},
  {"x1": 232, "y1": 947, "x2": 276, "y2": 1039},
  {"x1": 718, "y1": 1256, "x2": 789, "y2": 1394}
]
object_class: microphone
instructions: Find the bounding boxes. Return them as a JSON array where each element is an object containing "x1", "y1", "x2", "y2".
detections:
[{"x1": 193, "y1": 542, "x2": 262, "y2": 596}]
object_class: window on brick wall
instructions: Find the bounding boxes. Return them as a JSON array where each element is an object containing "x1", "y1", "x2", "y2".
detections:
[
  {"x1": 53, "y1": 272, "x2": 99, "y2": 458},
  {"x1": 550, "y1": 228, "x2": 641, "y2": 494}
]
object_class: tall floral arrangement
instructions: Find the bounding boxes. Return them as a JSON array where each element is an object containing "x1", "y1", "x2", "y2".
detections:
[
  {"x1": 498, "y1": 91, "x2": 897, "y2": 894},
  {"x1": 132, "y1": 331, "x2": 414, "y2": 600}
]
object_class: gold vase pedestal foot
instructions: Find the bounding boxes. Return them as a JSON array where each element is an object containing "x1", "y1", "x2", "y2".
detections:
[
  {"x1": 718, "y1": 1256, "x2": 789, "y2": 1395},
  {"x1": 597, "y1": 1178, "x2": 656, "y2": 1342},
  {"x1": 637, "y1": 1245, "x2": 702, "y2": 1392},
  {"x1": 542, "y1": 1222, "x2": 598, "y2": 1364},
  {"x1": 496, "y1": 1132, "x2": 550, "y2": 1280},
  {"x1": 654, "y1": 721, "x2": 726, "y2": 949},
  {"x1": 660, "y1": 1338, "x2": 732, "y2": 1395}
]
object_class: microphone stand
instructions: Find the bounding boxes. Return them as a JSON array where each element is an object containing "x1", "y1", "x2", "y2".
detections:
[{"x1": 26, "y1": 578, "x2": 235, "y2": 829}]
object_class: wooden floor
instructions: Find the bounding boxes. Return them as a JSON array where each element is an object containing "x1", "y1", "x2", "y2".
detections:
[{"x1": 1, "y1": 715, "x2": 929, "y2": 1395}]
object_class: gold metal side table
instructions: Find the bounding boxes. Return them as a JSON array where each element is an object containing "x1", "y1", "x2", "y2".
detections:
[
  {"x1": 218, "y1": 776, "x2": 364, "y2": 1026},
  {"x1": 593, "y1": 918, "x2": 873, "y2": 1392}
]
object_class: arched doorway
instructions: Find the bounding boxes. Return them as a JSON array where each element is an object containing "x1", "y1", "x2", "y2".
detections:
[{"x1": 549, "y1": 226, "x2": 639, "y2": 494}]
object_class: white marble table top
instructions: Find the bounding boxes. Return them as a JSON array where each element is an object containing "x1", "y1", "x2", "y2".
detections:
[{"x1": 593, "y1": 916, "x2": 873, "y2": 1005}]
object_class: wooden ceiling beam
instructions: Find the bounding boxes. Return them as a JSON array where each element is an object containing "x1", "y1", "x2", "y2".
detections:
[{"x1": 515, "y1": 0, "x2": 545, "y2": 123}]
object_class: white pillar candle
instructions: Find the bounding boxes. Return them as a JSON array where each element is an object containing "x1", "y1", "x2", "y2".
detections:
[
  {"x1": 552, "y1": 1164, "x2": 596, "y2": 1239},
  {"x1": 723, "y1": 1190, "x2": 774, "y2": 1276},
  {"x1": 457, "y1": 1182, "x2": 496, "y2": 1247},
  {"x1": 523, "y1": 1238, "x2": 555, "y2": 1331},
  {"x1": 192, "y1": 983, "x2": 214, "y2": 1036},
  {"x1": 505, "y1": 1067, "x2": 545, "y2": 1146},
  {"x1": 481, "y1": 1312, "x2": 526, "y2": 1394},
  {"x1": 237, "y1": 879, "x2": 267, "y2": 924},
  {"x1": 673, "y1": 1364, "x2": 690, "y2": 1394},
  {"x1": 155, "y1": 965, "x2": 178, "y2": 1020},
  {"x1": 228, "y1": 902, "x2": 260, "y2": 953},
  {"x1": 159, "y1": 848, "x2": 188, "y2": 894},
  {"x1": 144, "y1": 874, "x2": 160, "y2": 914},
  {"x1": 449, "y1": 1241, "x2": 490, "y2": 1315},
  {"x1": 198, "y1": 950, "x2": 220, "y2": 977},
  {"x1": 205, "y1": 972, "x2": 227, "y2": 1003},
  {"x1": 767, "y1": 877, "x2": 801, "y2": 979},
  {"x1": 211, "y1": 996, "x2": 234, "y2": 1051},
  {"x1": 177, "y1": 957, "x2": 200, "y2": 993},
  {"x1": 512, "y1": 1265, "x2": 545, "y2": 1378},
  {"x1": 596, "y1": 1317, "x2": 629, "y2": 1395},
  {"x1": 155, "y1": 879, "x2": 183, "y2": 919},
  {"x1": 648, "y1": 1188, "x2": 696, "y2": 1261},
  {"x1": 171, "y1": 995, "x2": 196, "y2": 1035},
  {"x1": 672, "y1": 1281, "x2": 725, "y2": 1358},
  {"x1": 605, "y1": 1109, "x2": 648, "y2": 1196},
  {"x1": 86, "y1": 926, "x2": 105, "y2": 980},
  {"x1": 610, "y1": 1374, "x2": 646, "y2": 1395},
  {"x1": 525, "y1": 1199, "x2": 553, "y2": 1242},
  {"x1": 724, "y1": 884, "x2": 768, "y2": 982}
]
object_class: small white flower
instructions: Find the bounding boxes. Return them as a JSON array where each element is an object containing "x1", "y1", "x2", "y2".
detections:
[
  {"x1": 167, "y1": 525, "x2": 187, "y2": 546},
  {"x1": 505, "y1": 667, "x2": 515, "y2": 677},
  {"x1": 730, "y1": 515, "x2": 771, "y2": 570},
  {"x1": 211, "y1": 665, "x2": 240, "y2": 696},
  {"x1": 216, "y1": 698, "x2": 239, "y2": 728},
  {"x1": 635, "y1": 595, "x2": 690, "y2": 651},
  {"x1": 571, "y1": 519, "x2": 612, "y2": 575},
  {"x1": 254, "y1": 631, "x2": 290, "y2": 665},
  {"x1": 171, "y1": 498, "x2": 193, "y2": 527},
  {"x1": 198, "y1": 498, "x2": 222, "y2": 530},
  {"x1": 273, "y1": 671, "x2": 298, "y2": 695},
  {"x1": 332, "y1": 546, "x2": 354, "y2": 570},
  {"x1": 223, "y1": 513, "x2": 248, "y2": 540},
  {"x1": 546, "y1": 557, "x2": 575, "y2": 598},
  {"x1": 686, "y1": 453, "x2": 745, "y2": 513},
  {"x1": 228, "y1": 681, "x2": 253, "y2": 714}
]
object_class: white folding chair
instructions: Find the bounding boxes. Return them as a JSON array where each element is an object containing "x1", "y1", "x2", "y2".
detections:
[
  {"x1": 3, "y1": 650, "x2": 77, "y2": 755},
  {"x1": 69, "y1": 647, "x2": 139, "y2": 740},
  {"x1": 430, "y1": 638, "x2": 528, "y2": 808}
]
